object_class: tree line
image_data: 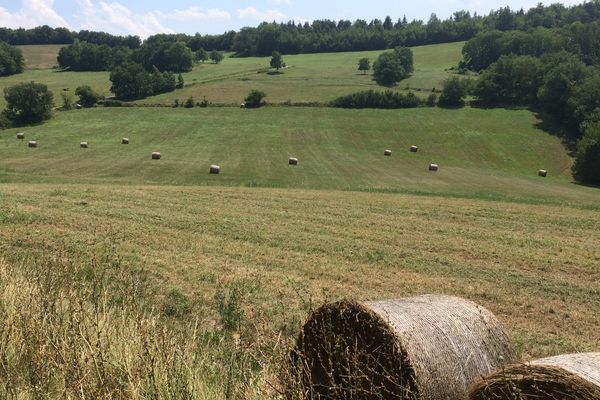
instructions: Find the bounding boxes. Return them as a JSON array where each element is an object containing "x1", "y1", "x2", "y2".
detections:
[{"x1": 0, "y1": 26, "x2": 140, "y2": 48}]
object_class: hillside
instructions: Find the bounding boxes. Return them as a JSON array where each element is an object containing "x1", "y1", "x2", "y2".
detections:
[
  {"x1": 1, "y1": 107, "x2": 597, "y2": 205},
  {"x1": 17, "y1": 44, "x2": 64, "y2": 69}
]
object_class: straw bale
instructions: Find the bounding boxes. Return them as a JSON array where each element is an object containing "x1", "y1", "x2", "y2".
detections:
[
  {"x1": 122, "y1": 138, "x2": 129, "y2": 144},
  {"x1": 16, "y1": 132, "x2": 24, "y2": 140},
  {"x1": 467, "y1": 353, "x2": 600, "y2": 400},
  {"x1": 429, "y1": 164, "x2": 439, "y2": 171},
  {"x1": 294, "y1": 294, "x2": 514, "y2": 400},
  {"x1": 384, "y1": 149, "x2": 392, "y2": 156},
  {"x1": 538, "y1": 170, "x2": 548, "y2": 177},
  {"x1": 80, "y1": 142, "x2": 88, "y2": 148},
  {"x1": 151, "y1": 152, "x2": 161, "y2": 160},
  {"x1": 410, "y1": 146, "x2": 418, "y2": 153},
  {"x1": 210, "y1": 165, "x2": 220, "y2": 174},
  {"x1": 28, "y1": 141, "x2": 37, "y2": 148},
  {"x1": 289, "y1": 157, "x2": 299, "y2": 165}
]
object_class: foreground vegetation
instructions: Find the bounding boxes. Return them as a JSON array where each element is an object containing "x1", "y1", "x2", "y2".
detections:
[{"x1": 0, "y1": 183, "x2": 598, "y2": 397}]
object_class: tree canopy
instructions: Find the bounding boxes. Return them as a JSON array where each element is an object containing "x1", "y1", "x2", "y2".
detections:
[
  {"x1": 372, "y1": 47, "x2": 414, "y2": 86},
  {"x1": 3, "y1": 82, "x2": 54, "y2": 126},
  {"x1": 0, "y1": 41, "x2": 24, "y2": 76}
]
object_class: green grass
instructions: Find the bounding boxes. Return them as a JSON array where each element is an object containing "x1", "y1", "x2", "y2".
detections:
[
  {"x1": 0, "y1": 106, "x2": 597, "y2": 205},
  {"x1": 0, "y1": 42, "x2": 463, "y2": 108}
]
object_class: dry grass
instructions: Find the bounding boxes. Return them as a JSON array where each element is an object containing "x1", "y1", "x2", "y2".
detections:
[{"x1": 0, "y1": 183, "x2": 598, "y2": 364}]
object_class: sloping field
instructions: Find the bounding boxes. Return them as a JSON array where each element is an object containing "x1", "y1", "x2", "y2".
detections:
[
  {"x1": 0, "y1": 184, "x2": 598, "y2": 358},
  {"x1": 17, "y1": 44, "x2": 64, "y2": 69},
  {"x1": 1, "y1": 106, "x2": 595, "y2": 205}
]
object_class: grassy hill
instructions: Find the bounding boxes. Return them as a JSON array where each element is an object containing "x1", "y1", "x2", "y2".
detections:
[
  {"x1": 0, "y1": 42, "x2": 464, "y2": 108},
  {"x1": 1, "y1": 106, "x2": 596, "y2": 205}
]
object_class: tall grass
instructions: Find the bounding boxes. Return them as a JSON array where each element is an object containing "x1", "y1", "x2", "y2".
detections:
[{"x1": 0, "y1": 249, "x2": 283, "y2": 399}]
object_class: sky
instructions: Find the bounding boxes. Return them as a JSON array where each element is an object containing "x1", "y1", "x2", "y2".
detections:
[{"x1": 0, "y1": 0, "x2": 586, "y2": 38}]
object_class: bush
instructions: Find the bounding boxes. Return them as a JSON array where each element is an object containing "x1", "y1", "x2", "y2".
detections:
[
  {"x1": 332, "y1": 90, "x2": 422, "y2": 109},
  {"x1": 438, "y1": 77, "x2": 467, "y2": 108},
  {"x1": 244, "y1": 90, "x2": 266, "y2": 108},
  {"x1": 2, "y1": 81, "x2": 54, "y2": 126},
  {"x1": 573, "y1": 121, "x2": 600, "y2": 185},
  {"x1": 75, "y1": 85, "x2": 101, "y2": 107},
  {"x1": 60, "y1": 91, "x2": 74, "y2": 110},
  {"x1": 0, "y1": 41, "x2": 24, "y2": 76},
  {"x1": 426, "y1": 93, "x2": 437, "y2": 107},
  {"x1": 184, "y1": 96, "x2": 194, "y2": 108},
  {"x1": 372, "y1": 47, "x2": 414, "y2": 86}
]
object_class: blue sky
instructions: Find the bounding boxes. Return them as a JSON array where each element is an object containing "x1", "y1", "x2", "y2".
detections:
[{"x1": 0, "y1": 0, "x2": 584, "y2": 38}]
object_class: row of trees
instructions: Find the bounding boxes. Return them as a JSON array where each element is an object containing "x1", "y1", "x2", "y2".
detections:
[
  {"x1": 0, "y1": 41, "x2": 24, "y2": 76},
  {"x1": 0, "y1": 26, "x2": 140, "y2": 48},
  {"x1": 109, "y1": 63, "x2": 183, "y2": 100}
]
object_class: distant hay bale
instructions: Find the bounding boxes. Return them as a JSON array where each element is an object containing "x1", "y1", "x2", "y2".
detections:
[
  {"x1": 80, "y1": 142, "x2": 88, "y2": 148},
  {"x1": 240, "y1": 103, "x2": 246, "y2": 108},
  {"x1": 467, "y1": 353, "x2": 600, "y2": 400},
  {"x1": 429, "y1": 163, "x2": 439, "y2": 171},
  {"x1": 16, "y1": 132, "x2": 24, "y2": 140},
  {"x1": 410, "y1": 145, "x2": 418, "y2": 153},
  {"x1": 28, "y1": 141, "x2": 37, "y2": 148},
  {"x1": 151, "y1": 152, "x2": 161, "y2": 160},
  {"x1": 122, "y1": 138, "x2": 129, "y2": 145},
  {"x1": 384, "y1": 149, "x2": 392, "y2": 156},
  {"x1": 210, "y1": 165, "x2": 220, "y2": 174},
  {"x1": 289, "y1": 157, "x2": 299, "y2": 165},
  {"x1": 293, "y1": 294, "x2": 515, "y2": 400},
  {"x1": 538, "y1": 169, "x2": 548, "y2": 177}
]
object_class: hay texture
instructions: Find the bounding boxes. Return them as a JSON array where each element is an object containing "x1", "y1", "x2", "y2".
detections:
[
  {"x1": 538, "y1": 169, "x2": 548, "y2": 177},
  {"x1": 28, "y1": 141, "x2": 37, "y2": 148},
  {"x1": 294, "y1": 295, "x2": 514, "y2": 400},
  {"x1": 16, "y1": 132, "x2": 24, "y2": 139},
  {"x1": 122, "y1": 138, "x2": 129, "y2": 144},
  {"x1": 384, "y1": 149, "x2": 392, "y2": 156},
  {"x1": 289, "y1": 157, "x2": 299, "y2": 166},
  {"x1": 210, "y1": 165, "x2": 220, "y2": 174},
  {"x1": 410, "y1": 146, "x2": 418, "y2": 153},
  {"x1": 80, "y1": 142, "x2": 88, "y2": 148},
  {"x1": 151, "y1": 152, "x2": 161, "y2": 160},
  {"x1": 468, "y1": 353, "x2": 600, "y2": 400},
  {"x1": 429, "y1": 164, "x2": 439, "y2": 171}
]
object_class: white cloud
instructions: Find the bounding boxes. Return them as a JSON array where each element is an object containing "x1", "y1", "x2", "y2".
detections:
[
  {"x1": 75, "y1": 0, "x2": 174, "y2": 38},
  {"x1": 270, "y1": 0, "x2": 293, "y2": 5},
  {"x1": 0, "y1": 0, "x2": 70, "y2": 29},
  {"x1": 236, "y1": 7, "x2": 286, "y2": 21},
  {"x1": 154, "y1": 7, "x2": 231, "y2": 22}
]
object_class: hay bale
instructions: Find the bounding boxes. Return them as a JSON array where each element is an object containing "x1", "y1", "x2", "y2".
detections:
[
  {"x1": 210, "y1": 165, "x2": 220, "y2": 174},
  {"x1": 384, "y1": 149, "x2": 392, "y2": 156},
  {"x1": 289, "y1": 157, "x2": 299, "y2": 166},
  {"x1": 80, "y1": 142, "x2": 88, "y2": 148},
  {"x1": 467, "y1": 353, "x2": 600, "y2": 400},
  {"x1": 538, "y1": 169, "x2": 548, "y2": 177},
  {"x1": 410, "y1": 145, "x2": 418, "y2": 153},
  {"x1": 240, "y1": 103, "x2": 246, "y2": 108},
  {"x1": 28, "y1": 141, "x2": 37, "y2": 148},
  {"x1": 151, "y1": 152, "x2": 161, "y2": 160},
  {"x1": 429, "y1": 163, "x2": 439, "y2": 171},
  {"x1": 294, "y1": 295, "x2": 515, "y2": 400},
  {"x1": 122, "y1": 138, "x2": 129, "y2": 145},
  {"x1": 16, "y1": 132, "x2": 24, "y2": 140}
]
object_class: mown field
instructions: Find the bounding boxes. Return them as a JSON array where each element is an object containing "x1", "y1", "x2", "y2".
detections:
[
  {"x1": 1, "y1": 106, "x2": 595, "y2": 205},
  {"x1": 3, "y1": 42, "x2": 464, "y2": 108}
]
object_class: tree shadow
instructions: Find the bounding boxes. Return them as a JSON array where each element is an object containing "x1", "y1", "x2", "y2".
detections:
[{"x1": 267, "y1": 71, "x2": 283, "y2": 76}]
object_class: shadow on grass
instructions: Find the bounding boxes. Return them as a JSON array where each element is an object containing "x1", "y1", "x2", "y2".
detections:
[{"x1": 267, "y1": 71, "x2": 284, "y2": 76}]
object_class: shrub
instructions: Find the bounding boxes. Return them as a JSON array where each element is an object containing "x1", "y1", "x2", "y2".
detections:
[
  {"x1": 75, "y1": 85, "x2": 101, "y2": 107},
  {"x1": 60, "y1": 91, "x2": 74, "y2": 110},
  {"x1": 3, "y1": 81, "x2": 54, "y2": 126},
  {"x1": 426, "y1": 93, "x2": 437, "y2": 107},
  {"x1": 0, "y1": 41, "x2": 24, "y2": 76},
  {"x1": 244, "y1": 90, "x2": 266, "y2": 108},
  {"x1": 332, "y1": 90, "x2": 422, "y2": 109},
  {"x1": 438, "y1": 76, "x2": 467, "y2": 108},
  {"x1": 184, "y1": 96, "x2": 194, "y2": 108},
  {"x1": 573, "y1": 121, "x2": 600, "y2": 185},
  {"x1": 373, "y1": 47, "x2": 414, "y2": 86}
]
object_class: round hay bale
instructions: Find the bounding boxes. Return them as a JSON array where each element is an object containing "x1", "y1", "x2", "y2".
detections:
[
  {"x1": 16, "y1": 132, "x2": 25, "y2": 140},
  {"x1": 410, "y1": 145, "x2": 418, "y2": 153},
  {"x1": 28, "y1": 140, "x2": 37, "y2": 148},
  {"x1": 467, "y1": 353, "x2": 600, "y2": 400},
  {"x1": 122, "y1": 138, "x2": 129, "y2": 145},
  {"x1": 538, "y1": 169, "x2": 548, "y2": 177},
  {"x1": 289, "y1": 157, "x2": 299, "y2": 166},
  {"x1": 210, "y1": 165, "x2": 220, "y2": 174},
  {"x1": 384, "y1": 149, "x2": 392, "y2": 156},
  {"x1": 429, "y1": 163, "x2": 439, "y2": 171},
  {"x1": 293, "y1": 295, "x2": 515, "y2": 400},
  {"x1": 80, "y1": 142, "x2": 88, "y2": 148},
  {"x1": 151, "y1": 152, "x2": 161, "y2": 160}
]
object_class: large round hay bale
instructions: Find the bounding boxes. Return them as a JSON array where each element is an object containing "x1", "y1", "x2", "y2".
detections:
[
  {"x1": 429, "y1": 163, "x2": 439, "y2": 171},
  {"x1": 17, "y1": 132, "x2": 24, "y2": 140},
  {"x1": 210, "y1": 165, "x2": 220, "y2": 174},
  {"x1": 289, "y1": 157, "x2": 299, "y2": 166},
  {"x1": 467, "y1": 353, "x2": 600, "y2": 400},
  {"x1": 152, "y1": 152, "x2": 161, "y2": 160},
  {"x1": 410, "y1": 145, "x2": 418, "y2": 153},
  {"x1": 294, "y1": 295, "x2": 515, "y2": 400},
  {"x1": 384, "y1": 149, "x2": 392, "y2": 156},
  {"x1": 28, "y1": 140, "x2": 37, "y2": 148},
  {"x1": 538, "y1": 169, "x2": 548, "y2": 178},
  {"x1": 122, "y1": 138, "x2": 129, "y2": 145},
  {"x1": 80, "y1": 142, "x2": 88, "y2": 148}
]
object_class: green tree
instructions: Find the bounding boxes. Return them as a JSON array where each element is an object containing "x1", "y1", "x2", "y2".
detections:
[
  {"x1": 60, "y1": 91, "x2": 74, "y2": 110},
  {"x1": 372, "y1": 47, "x2": 414, "y2": 86},
  {"x1": 177, "y1": 73, "x2": 184, "y2": 89},
  {"x1": 0, "y1": 41, "x2": 24, "y2": 76},
  {"x1": 573, "y1": 120, "x2": 600, "y2": 185},
  {"x1": 270, "y1": 51, "x2": 283, "y2": 71},
  {"x1": 3, "y1": 82, "x2": 54, "y2": 125},
  {"x1": 75, "y1": 85, "x2": 101, "y2": 107},
  {"x1": 244, "y1": 90, "x2": 266, "y2": 108},
  {"x1": 358, "y1": 58, "x2": 370, "y2": 74},
  {"x1": 210, "y1": 50, "x2": 224, "y2": 64},
  {"x1": 110, "y1": 62, "x2": 152, "y2": 100},
  {"x1": 438, "y1": 76, "x2": 467, "y2": 107},
  {"x1": 195, "y1": 48, "x2": 208, "y2": 63}
]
